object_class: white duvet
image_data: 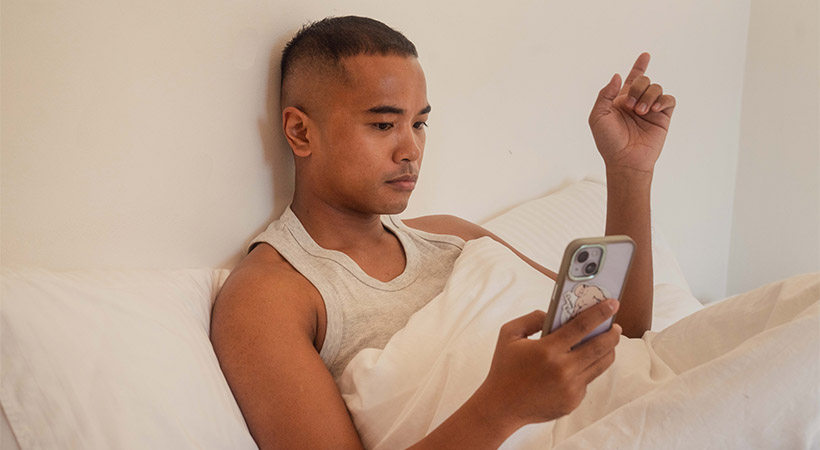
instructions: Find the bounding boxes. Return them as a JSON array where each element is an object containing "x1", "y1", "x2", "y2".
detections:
[{"x1": 340, "y1": 238, "x2": 820, "y2": 449}]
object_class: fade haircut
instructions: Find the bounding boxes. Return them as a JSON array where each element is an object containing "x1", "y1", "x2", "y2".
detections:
[{"x1": 280, "y1": 16, "x2": 418, "y2": 106}]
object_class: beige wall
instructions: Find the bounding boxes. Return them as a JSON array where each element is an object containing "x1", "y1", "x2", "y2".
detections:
[
  {"x1": 2, "y1": 1, "x2": 753, "y2": 302},
  {"x1": 727, "y1": 0, "x2": 820, "y2": 295}
]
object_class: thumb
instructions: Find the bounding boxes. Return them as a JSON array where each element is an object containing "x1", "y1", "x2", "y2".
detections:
[
  {"x1": 589, "y1": 73, "x2": 621, "y2": 122},
  {"x1": 498, "y1": 310, "x2": 547, "y2": 342}
]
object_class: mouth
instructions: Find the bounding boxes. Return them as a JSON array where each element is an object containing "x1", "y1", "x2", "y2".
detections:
[{"x1": 386, "y1": 174, "x2": 418, "y2": 191}]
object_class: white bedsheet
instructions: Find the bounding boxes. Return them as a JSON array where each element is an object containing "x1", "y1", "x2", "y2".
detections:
[{"x1": 340, "y1": 238, "x2": 819, "y2": 449}]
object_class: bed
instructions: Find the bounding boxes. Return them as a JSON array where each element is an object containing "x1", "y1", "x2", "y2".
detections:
[{"x1": 2, "y1": 178, "x2": 816, "y2": 449}]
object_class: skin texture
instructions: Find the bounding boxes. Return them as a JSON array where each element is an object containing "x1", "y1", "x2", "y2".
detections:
[
  {"x1": 210, "y1": 51, "x2": 674, "y2": 449},
  {"x1": 588, "y1": 52, "x2": 676, "y2": 337}
]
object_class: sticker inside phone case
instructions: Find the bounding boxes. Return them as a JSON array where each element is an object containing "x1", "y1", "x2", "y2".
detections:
[{"x1": 559, "y1": 281, "x2": 610, "y2": 325}]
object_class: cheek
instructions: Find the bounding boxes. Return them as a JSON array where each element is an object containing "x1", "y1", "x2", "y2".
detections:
[{"x1": 416, "y1": 133, "x2": 426, "y2": 164}]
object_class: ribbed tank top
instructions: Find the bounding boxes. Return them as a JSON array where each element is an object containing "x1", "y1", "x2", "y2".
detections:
[{"x1": 249, "y1": 207, "x2": 465, "y2": 380}]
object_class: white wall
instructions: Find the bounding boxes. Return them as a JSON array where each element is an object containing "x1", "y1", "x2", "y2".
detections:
[
  {"x1": 727, "y1": 0, "x2": 820, "y2": 295},
  {"x1": 2, "y1": 0, "x2": 751, "y2": 302}
]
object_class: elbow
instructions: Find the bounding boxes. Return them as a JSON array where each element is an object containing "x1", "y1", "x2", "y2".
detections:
[{"x1": 619, "y1": 319, "x2": 651, "y2": 339}]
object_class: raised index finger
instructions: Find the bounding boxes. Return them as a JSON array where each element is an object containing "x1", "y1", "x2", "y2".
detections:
[{"x1": 619, "y1": 52, "x2": 651, "y2": 95}]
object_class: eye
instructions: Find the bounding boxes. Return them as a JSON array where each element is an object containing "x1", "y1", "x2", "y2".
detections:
[
  {"x1": 373, "y1": 122, "x2": 394, "y2": 131},
  {"x1": 413, "y1": 121, "x2": 428, "y2": 130}
]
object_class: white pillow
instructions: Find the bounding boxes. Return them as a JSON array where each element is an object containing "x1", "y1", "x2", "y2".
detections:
[
  {"x1": 482, "y1": 177, "x2": 693, "y2": 294},
  {"x1": 0, "y1": 268, "x2": 257, "y2": 450}
]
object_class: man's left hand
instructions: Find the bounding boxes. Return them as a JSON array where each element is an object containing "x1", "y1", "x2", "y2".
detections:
[{"x1": 588, "y1": 53, "x2": 676, "y2": 176}]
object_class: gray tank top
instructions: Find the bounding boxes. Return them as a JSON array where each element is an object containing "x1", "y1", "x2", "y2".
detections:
[{"x1": 249, "y1": 207, "x2": 465, "y2": 380}]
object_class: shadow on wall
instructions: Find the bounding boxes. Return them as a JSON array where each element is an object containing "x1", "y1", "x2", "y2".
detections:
[
  {"x1": 262, "y1": 34, "x2": 298, "y2": 221},
  {"x1": 263, "y1": 34, "x2": 299, "y2": 217},
  {"x1": 219, "y1": 33, "x2": 296, "y2": 269}
]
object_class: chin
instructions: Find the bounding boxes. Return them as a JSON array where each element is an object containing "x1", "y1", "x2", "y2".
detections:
[
  {"x1": 381, "y1": 203, "x2": 409, "y2": 215},
  {"x1": 379, "y1": 197, "x2": 411, "y2": 215},
  {"x1": 360, "y1": 190, "x2": 413, "y2": 215}
]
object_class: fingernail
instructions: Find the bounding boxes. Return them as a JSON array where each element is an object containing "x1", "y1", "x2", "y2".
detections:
[
  {"x1": 651, "y1": 102, "x2": 661, "y2": 111},
  {"x1": 637, "y1": 103, "x2": 647, "y2": 113},
  {"x1": 607, "y1": 300, "x2": 619, "y2": 313},
  {"x1": 627, "y1": 97, "x2": 637, "y2": 108}
]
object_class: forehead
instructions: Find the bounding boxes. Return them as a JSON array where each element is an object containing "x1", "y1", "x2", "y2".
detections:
[{"x1": 332, "y1": 54, "x2": 427, "y2": 108}]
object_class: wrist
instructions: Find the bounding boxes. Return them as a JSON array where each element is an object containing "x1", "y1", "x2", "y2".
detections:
[
  {"x1": 416, "y1": 383, "x2": 522, "y2": 450},
  {"x1": 605, "y1": 166, "x2": 654, "y2": 188},
  {"x1": 468, "y1": 382, "x2": 524, "y2": 439}
]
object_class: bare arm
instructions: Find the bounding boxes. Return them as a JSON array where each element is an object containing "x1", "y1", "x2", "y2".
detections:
[
  {"x1": 211, "y1": 246, "x2": 618, "y2": 449},
  {"x1": 603, "y1": 171, "x2": 654, "y2": 337},
  {"x1": 210, "y1": 248, "x2": 363, "y2": 449},
  {"x1": 588, "y1": 53, "x2": 676, "y2": 337}
]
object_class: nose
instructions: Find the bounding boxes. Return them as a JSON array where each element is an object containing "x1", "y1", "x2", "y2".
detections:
[{"x1": 392, "y1": 125, "x2": 423, "y2": 163}]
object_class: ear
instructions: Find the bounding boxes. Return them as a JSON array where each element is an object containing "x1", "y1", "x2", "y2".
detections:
[{"x1": 282, "y1": 106, "x2": 313, "y2": 157}]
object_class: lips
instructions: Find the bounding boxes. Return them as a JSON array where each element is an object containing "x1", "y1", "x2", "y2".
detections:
[{"x1": 386, "y1": 174, "x2": 418, "y2": 191}]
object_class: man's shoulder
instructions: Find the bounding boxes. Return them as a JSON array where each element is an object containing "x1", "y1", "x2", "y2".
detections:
[
  {"x1": 402, "y1": 214, "x2": 488, "y2": 241},
  {"x1": 231, "y1": 243, "x2": 306, "y2": 286},
  {"x1": 213, "y1": 244, "x2": 321, "y2": 323}
]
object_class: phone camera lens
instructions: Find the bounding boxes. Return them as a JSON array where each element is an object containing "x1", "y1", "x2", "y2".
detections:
[
  {"x1": 584, "y1": 262, "x2": 597, "y2": 275},
  {"x1": 576, "y1": 251, "x2": 589, "y2": 263}
]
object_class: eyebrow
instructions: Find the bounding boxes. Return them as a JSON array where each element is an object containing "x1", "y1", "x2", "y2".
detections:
[{"x1": 366, "y1": 104, "x2": 432, "y2": 115}]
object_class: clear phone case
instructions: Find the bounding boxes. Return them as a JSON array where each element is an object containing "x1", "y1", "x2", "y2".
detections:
[{"x1": 542, "y1": 236, "x2": 635, "y2": 344}]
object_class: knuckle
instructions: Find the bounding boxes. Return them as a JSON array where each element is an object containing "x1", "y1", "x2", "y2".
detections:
[
  {"x1": 499, "y1": 321, "x2": 513, "y2": 333},
  {"x1": 497, "y1": 323, "x2": 508, "y2": 336},
  {"x1": 559, "y1": 403, "x2": 575, "y2": 417},
  {"x1": 603, "y1": 349, "x2": 616, "y2": 367},
  {"x1": 557, "y1": 365, "x2": 574, "y2": 383},
  {"x1": 547, "y1": 359, "x2": 573, "y2": 384},
  {"x1": 498, "y1": 322, "x2": 515, "y2": 339},
  {"x1": 589, "y1": 337, "x2": 608, "y2": 354},
  {"x1": 570, "y1": 315, "x2": 594, "y2": 334},
  {"x1": 600, "y1": 335, "x2": 618, "y2": 353},
  {"x1": 592, "y1": 350, "x2": 617, "y2": 376},
  {"x1": 543, "y1": 353, "x2": 564, "y2": 375},
  {"x1": 566, "y1": 387, "x2": 586, "y2": 413}
]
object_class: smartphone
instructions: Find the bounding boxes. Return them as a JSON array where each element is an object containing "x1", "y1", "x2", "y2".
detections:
[{"x1": 542, "y1": 236, "x2": 635, "y2": 345}]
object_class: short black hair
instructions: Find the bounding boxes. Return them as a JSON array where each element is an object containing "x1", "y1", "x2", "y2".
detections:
[{"x1": 280, "y1": 16, "x2": 418, "y2": 87}]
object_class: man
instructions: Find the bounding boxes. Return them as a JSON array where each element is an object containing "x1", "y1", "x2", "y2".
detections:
[{"x1": 210, "y1": 16, "x2": 675, "y2": 449}]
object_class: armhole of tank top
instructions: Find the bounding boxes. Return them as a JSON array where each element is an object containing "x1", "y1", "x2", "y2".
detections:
[{"x1": 248, "y1": 234, "x2": 343, "y2": 371}]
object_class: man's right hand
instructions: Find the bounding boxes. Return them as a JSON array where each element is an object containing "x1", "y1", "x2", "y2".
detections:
[{"x1": 475, "y1": 299, "x2": 621, "y2": 430}]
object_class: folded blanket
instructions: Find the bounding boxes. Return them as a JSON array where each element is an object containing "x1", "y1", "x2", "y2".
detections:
[{"x1": 340, "y1": 238, "x2": 819, "y2": 449}]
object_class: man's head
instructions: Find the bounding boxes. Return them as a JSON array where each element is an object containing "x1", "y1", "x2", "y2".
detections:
[
  {"x1": 280, "y1": 16, "x2": 418, "y2": 110},
  {"x1": 280, "y1": 16, "x2": 430, "y2": 215}
]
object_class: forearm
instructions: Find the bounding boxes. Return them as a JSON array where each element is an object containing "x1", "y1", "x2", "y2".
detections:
[
  {"x1": 605, "y1": 168, "x2": 653, "y2": 337},
  {"x1": 406, "y1": 385, "x2": 519, "y2": 450}
]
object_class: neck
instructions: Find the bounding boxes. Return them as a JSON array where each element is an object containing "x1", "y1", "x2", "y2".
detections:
[{"x1": 290, "y1": 193, "x2": 388, "y2": 252}]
